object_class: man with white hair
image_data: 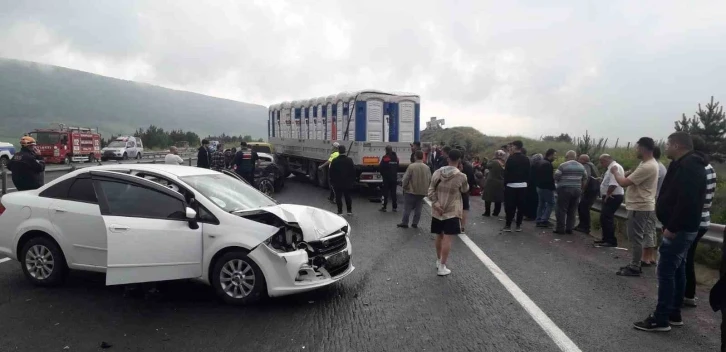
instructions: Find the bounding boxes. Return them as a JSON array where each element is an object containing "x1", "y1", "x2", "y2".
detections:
[
  {"x1": 553, "y1": 150, "x2": 587, "y2": 234},
  {"x1": 165, "y1": 146, "x2": 184, "y2": 165}
]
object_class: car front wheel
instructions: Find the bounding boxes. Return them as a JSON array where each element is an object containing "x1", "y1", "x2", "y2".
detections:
[
  {"x1": 211, "y1": 251, "x2": 266, "y2": 305},
  {"x1": 20, "y1": 236, "x2": 68, "y2": 287}
]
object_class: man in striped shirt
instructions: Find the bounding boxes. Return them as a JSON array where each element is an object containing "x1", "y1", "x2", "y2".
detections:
[
  {"x1": 684, "y1": 136, "x2": 717, "y2": 307},
  {"x1": 553, "y1": 150, "x2": 588, "y2": 234}
]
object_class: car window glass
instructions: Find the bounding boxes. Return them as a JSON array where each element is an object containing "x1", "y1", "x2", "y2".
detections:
[
  {"x1": 67, "y1": 178, "x2": 97, "y2": 203},
  {"x1": 99, "y1": 180, "x2": 186, "y2": 220},
  {"x1": 39, "y1": 178, "x2": 75, "y2": 199}
]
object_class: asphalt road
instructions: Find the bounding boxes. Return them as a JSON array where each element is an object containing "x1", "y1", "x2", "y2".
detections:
[{"x1": 0, "y1": 179, "x2": 722, "y2": 351}]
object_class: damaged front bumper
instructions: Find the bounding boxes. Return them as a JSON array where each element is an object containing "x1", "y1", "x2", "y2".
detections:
[{"x1": 248, "y1": 235, "x2": 354, "y2": 297}]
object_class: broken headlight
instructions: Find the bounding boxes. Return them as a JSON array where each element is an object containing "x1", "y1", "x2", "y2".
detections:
[{"x1": 263, "y1": 225, "x2": 305, "y2": 253}]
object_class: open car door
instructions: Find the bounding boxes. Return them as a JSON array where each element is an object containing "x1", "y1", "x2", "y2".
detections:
[{"x1": 89, "y1": 171, "x2": 203, "y2": 285}]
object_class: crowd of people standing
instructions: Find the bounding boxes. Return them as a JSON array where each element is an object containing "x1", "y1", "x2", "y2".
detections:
[{"x1": 417, "y1": 133, "x2": 724, "y2": 345}]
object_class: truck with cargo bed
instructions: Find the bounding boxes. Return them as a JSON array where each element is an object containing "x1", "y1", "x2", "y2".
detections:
[{"x1": 268, "y1": 90, "x2": 420, "y2": 189}]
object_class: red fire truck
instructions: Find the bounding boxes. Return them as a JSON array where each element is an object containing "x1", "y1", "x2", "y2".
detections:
[{"x1": 28, "y1": 124, "x2": 102, "y2": 164}]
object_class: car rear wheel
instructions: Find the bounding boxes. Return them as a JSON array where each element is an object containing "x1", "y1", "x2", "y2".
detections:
[
  {"x1": 20, "y1": 237, "x2": 68, "y2": 287},
  {"x1": 211, "y1": 251, "x2": 266, "y2": 305},
  {"x1": 122, "y1": 152, "x2": 128, "y2": 160},
  {"x1": 257, "y1": 178, "x2": 275, "y2": 196},
  {"x1": 316, "y1": 165, "x2": 328, "y2": 188},
  {"x1": 136, "y1": 153, "x2": 142, "y2": 160}
]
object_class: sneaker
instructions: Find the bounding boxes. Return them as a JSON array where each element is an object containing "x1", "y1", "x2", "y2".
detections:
[
  {"x1": 498, "y1": 217, "x2": 504, "y2": 222},
  {"x1": 397, "y1": 223, "x2": 409, "y2": 229},
  {"x1": 501, "y1": 226, "x2": 512, "y2": 232},
  {"x1": 379, "y1": 207, "x2": 387, "y2": 212},
  {"x1": 616, "y1": 266, "x2": 642, "y2": 277},
  {"x1": 633, "y1": 315, "x2": 671, "y2": 332},
  {"x1": 597, "y1": 242, "x2": 618, "y2": 248},
  {"x1": 482, "y1": 213, "x2": 491, "y2": 217},
  {"x1": 553, "y1": 230, "x2": 566, "y2": 235},
  {"x1": 435, "y1": 259, "x2": 440, "y2": 268},
  {"x1": 515, "y1": 226, "x2": 522, "y2": 232},
  {"x1": 683, "y1": 297, "x2": 697, "y2": 308},
  {"x1": 411, "y1": 224, "x2": 418, "y2": 229},
  {"x1": 594, "y1": 240, "x2": 606, "y2": 244},
  {"x1": 573, "y1": 227, "x2": 590, "y2": 234},
  {"x1": 337, "y1": 212, "x2": 344, "y2": 216},
  {"x1": 641, "y1": 261, "x2": 654, "y2": 267},
  {"x1": 437, "y1": 264, "x2": 452, "y2": 276},
  {"x1": 347, "y1": 212, "x2": 353, "y2": 216},
  {"x1": 536, "y1": 222, "x2": 548, "y2": 228},
  {"x1": 669, "y1": 313, "x2": 684, "y2": 327}
]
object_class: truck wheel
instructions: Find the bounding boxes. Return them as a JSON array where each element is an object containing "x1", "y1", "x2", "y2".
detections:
[{"x1": 122, "y1": 153, "x2": 128, "y2": 160}]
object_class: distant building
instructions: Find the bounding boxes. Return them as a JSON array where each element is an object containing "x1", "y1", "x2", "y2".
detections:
[{"x1": 426, "y1": 117, "x2": 445, "y2": 130}]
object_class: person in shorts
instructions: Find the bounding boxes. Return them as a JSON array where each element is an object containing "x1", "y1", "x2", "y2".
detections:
[
  {"x1": 611, "y1": 137, "x2": 659, "y2": 277},
  {"x1": 428, "y1": 149, "x2": 469, "y2": 277}
]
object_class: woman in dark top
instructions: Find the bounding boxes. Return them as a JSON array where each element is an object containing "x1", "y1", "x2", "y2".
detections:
[{"x1": 482, "y1": 150, "x2": 506, "y2": 218}]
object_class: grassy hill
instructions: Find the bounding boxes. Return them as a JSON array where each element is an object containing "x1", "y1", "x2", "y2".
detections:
[
  {"x1": 421, "y1": 126, "x2": 575, "y2": 159},
  {"x1": 0, "y1": 58, "x2": 267, "y2": 145}
]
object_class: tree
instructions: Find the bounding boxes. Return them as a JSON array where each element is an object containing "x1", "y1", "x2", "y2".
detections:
[
  {"x1": 542, "y1": 133, "x2": 572, "y2": 144},
  {"x1": 675, "y1": 96, "x2": 726, "y2": 154}
]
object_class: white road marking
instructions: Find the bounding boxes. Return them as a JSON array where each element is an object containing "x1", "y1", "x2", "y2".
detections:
[
  {"x1": 0, "y1": 257, "x2": 11, "y2": 264},
  {"x1": 425, "y1": 198, "x2": 582, "y2": 352}
]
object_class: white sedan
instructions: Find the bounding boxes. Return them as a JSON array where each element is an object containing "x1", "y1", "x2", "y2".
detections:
[{"x1": 0, "y1": 164, "x2": 354, "y2": 305}]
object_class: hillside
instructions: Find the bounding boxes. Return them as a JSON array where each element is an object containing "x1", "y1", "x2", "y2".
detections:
[
  {"x1": 0, "y1": 59, "x2": 267, "y2": 143},
  {"x1": 421, "y1": 126, "x2": 575, "y2": 158}
]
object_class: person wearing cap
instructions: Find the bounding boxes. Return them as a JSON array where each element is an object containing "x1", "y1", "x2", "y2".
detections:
[
  {"x1": 7, "y1": 136, "x2": 46, "y2": 191},
  {"x1": 319, "y1": 142, "x2": 341, "y2": 203}
]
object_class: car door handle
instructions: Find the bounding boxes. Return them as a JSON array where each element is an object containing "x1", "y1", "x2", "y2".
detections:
[
  {"x1": 109, "y1": 225, "x2": 129, "y2": 232},
  {"x1": 53, "y1": 208, "x2": 66, "y2": 213}
]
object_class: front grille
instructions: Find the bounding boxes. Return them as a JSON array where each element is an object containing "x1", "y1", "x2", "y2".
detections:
[
  {"x1": 307, "y1": 233, "x2": 347, "y2": 256},
  {"x1": 327, "y1": 261, "x2": 350, "y2": 277}
]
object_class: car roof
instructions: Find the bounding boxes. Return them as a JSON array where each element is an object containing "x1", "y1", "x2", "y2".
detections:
[{"x1": 76, "y1": 164, "x2": 219, "y2": 177}]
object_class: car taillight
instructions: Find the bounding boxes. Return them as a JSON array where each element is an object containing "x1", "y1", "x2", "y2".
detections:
[{"x1": 0, "y1": 201, "x2": 5, "y2": 216}]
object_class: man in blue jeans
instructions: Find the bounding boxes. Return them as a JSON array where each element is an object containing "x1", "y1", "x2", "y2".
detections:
[
  {"x1": 634, "y1": 132, "x2": 707, "y2": 332},
  {"x1": 535, "y1": 148, "x2": 557, "y2": 228}
]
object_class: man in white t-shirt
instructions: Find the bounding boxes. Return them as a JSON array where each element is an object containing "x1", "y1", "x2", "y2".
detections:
[
  {"x1": 165, "y1": 146, "x2": 185, "y2": 165},
  {"x1": 595, "y1": 154, "x2": 625, "y2": 247},
  {"x1": 611, "y1": 137, "x2": 660, "y2": 277}
]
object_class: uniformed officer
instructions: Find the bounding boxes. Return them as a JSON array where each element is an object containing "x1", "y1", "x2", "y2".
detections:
[
  {"x1": 7, "y1": 136, "x2": 46, "y2": 191},
  {"x1": 234, "y1": 142, "x2": 259, "y2": 186}
]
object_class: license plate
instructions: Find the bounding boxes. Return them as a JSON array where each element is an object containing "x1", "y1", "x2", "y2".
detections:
[{"x1": 326, "y1": 250, "x2": 350, "y2": 268}]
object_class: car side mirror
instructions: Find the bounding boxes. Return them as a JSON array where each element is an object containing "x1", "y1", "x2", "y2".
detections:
[{"x1": 185, "y1": 207, "x2": 197, "y2": 220}]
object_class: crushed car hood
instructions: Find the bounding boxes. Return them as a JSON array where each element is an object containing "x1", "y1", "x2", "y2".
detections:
[{"x1": 256, "y1": 204, "x2": 348, "y2": 241}]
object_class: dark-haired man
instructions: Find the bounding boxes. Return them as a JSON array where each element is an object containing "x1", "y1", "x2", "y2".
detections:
[
  {"x1": 502, "y1": 140, "x2": 530, "y2": 232},
  {"x1": 535, "y1": 148, "x2": 557, "y2": 228},
  {"x1": 234, "y1": 141, "x2": 260, "y2": 186},
  {"x1": 197, "y1": 139, "x2": 211, "y2": 168},
  {"x1": 379, "y1": 145, "x2": 400, "y2": 212},
  {"x1": 633, "y1": 132, "x2": 707, "y2": 332},
  {"x1": 612, "y1": 137, "x2": 659, "y2": 277},
  {"x1": 330, "y1": 145, "x2": 355, "y2": 215},
  {"x1": 410, "y1": 141, "x2": 421, "y2": 163}
]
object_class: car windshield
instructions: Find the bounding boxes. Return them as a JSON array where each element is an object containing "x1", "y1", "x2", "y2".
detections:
[
  {"x1": 251, "y1": 145, "x2": 271, "y2": 153},
  {"x1": 181, "y1": 174, "x2": 276, "y2": 212},
  {"x1": 107, "y1": 141, "x2": 126, "y2": 148},
  {"x1": 28, "y1": 132, "x2": 61, "y2": 144}
]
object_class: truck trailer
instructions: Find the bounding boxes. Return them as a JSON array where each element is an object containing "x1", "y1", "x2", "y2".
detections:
[{"x1": 268, "y1": 90, "x2": 420, "y2": 189}]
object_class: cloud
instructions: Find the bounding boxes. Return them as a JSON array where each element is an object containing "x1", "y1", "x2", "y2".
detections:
[{"x1": 1, "y1": 0, "x2": 725, "y2": 143}]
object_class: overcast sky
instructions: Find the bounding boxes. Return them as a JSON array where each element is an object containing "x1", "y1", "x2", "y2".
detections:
[{"x1": 1, "y1": 0, "x2": 725, "y2": 143}]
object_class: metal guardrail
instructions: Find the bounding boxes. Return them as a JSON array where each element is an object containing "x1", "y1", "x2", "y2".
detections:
[
  {"x1": 0, "y1": 156, "x2": 198, "y2": 195},
  {"x1": 590, "y1": 198, "x2": 724, "y2": 246}
]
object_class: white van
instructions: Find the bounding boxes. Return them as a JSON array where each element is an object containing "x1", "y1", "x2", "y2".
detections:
[{"x1": 101, "y1": 136, "x2": 144, "y2": 161}]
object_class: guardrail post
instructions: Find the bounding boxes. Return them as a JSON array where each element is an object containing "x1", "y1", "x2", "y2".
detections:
[
  {"x1": 1, "y1": 162, "x2": 7, "y2": 195},
  {"x1": 188, "y1": 157, "x2": 192, "y2": 166}
]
